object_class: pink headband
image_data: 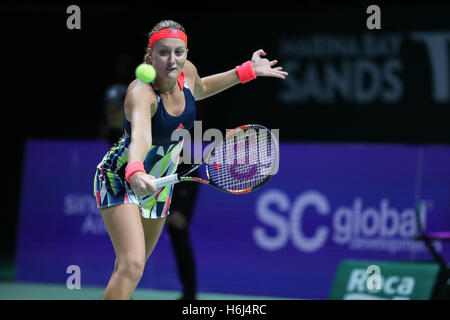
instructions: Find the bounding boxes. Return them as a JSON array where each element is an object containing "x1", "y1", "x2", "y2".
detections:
[{"x1": 149, "y1": 28, "x2": 188, "y2": 49}]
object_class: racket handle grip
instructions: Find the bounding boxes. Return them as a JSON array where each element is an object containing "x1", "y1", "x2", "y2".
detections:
[{"x1": 153, "y1": 174, "x2": 180, "y2": 189}]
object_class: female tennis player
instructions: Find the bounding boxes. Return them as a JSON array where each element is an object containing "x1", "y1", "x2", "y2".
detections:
[{"x1": 93, "y1": 19, "x2": 288, "y2": 300}]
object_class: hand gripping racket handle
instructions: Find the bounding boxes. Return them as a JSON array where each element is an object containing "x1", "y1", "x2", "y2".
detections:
[{"x1": 153, "y1": 174, "x2": 180, "y2": 189}]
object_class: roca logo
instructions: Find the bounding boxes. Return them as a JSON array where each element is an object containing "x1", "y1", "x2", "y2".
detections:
[
  {"x1": 252, "y1": 189, "x2": 427, "y2": 252},
  {"x1": 346, "y1": 268, "x2": 415, "y2": 298}
]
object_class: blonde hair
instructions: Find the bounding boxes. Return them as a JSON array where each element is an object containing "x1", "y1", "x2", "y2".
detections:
[{"x1": 143, "y1": 20, "x2": 187, "y2": 64}]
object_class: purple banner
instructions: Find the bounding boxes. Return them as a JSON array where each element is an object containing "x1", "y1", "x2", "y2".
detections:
[
  {"x1": 16, "y1": 140, "x2": 450, "y2": 299},
  {"x1": 15, "y1": 140, "x2": 114, "y2": 286}
]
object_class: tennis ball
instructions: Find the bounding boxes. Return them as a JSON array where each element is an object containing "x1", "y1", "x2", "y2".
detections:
[{"x1": 135, "y1": 63, "x2": 156, "y2": 83}]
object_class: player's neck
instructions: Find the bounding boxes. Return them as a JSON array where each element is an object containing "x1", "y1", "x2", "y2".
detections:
[{"x1": 154, "y1": 78, "x2": 178, "y2": 97}]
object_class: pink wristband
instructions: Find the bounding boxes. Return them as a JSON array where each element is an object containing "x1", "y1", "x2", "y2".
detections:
[
  {"x1": 125, "y1": 161, "x2": 146, "y2": 183},
  {"x1": 235, "y1": 61, "x2": 257, "y2": 84}
]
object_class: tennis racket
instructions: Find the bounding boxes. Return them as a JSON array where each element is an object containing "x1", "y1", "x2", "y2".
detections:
[{"x1": 152, "y1": 124, "x2": 279, "y2": 194}]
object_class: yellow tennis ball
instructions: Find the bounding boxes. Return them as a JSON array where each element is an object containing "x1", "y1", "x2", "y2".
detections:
[{"x1": 135, "y1": 64, "x2": 156, "y2": 83}]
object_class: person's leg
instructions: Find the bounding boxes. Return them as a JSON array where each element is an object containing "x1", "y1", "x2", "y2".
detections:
[
  {"x1": 107, "y1": 258, "x2": 118, "y2": 284},
  {"x1": 166, "y1": 211, "x2": 197, "y2": 299},
  {"x1": 141, "y1": 215, "x2": 167, "y2": 261},
  {"x1": 100, "y1": 204, "x2": 146, "y2": 300},
  {"x1": 105, "y1": 214, "x2": 166, "y2": 299}
]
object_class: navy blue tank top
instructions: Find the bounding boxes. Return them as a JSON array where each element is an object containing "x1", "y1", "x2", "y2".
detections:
[{"x1": 123, "y1": 83, "x2": 196, "y2": 146}]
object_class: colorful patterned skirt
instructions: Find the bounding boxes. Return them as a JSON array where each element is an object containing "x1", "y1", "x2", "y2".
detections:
[{"x1": 93, "y1": 135, "x2": 183, "y2": 219}]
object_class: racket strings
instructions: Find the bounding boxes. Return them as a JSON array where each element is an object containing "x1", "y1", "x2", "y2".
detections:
[{"x1": 207, "y1": 127, "x2": 278, "y2": 191}]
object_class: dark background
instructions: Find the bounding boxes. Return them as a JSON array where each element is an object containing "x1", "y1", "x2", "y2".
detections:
[{"x1": 2, "y1": 1, "x2": 450, "y2": 263}]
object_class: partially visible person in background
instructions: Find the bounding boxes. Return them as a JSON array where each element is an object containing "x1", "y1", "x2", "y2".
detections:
[
  {"x1": 99, "y1": 84, "x2": 127, "y2": 145},
  {"x1": 166, "y1": 148, "x2": 200, "y2": 300}
]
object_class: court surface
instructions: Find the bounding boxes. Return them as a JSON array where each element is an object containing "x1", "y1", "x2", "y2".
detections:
[
  {"x1": 0, "y1": 281, "x2": 288, "y2": 300},
  {"x1": 0, "y1": 256, "x2": 288, "y2": 300}
]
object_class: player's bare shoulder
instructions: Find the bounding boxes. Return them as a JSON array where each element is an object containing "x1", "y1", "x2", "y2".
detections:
[
  {"x1": 127, "y1": 79, "x2": 155, "y2": 99},
  {"x1": 183, "y1": 60, "x2": 200, "y2": 96},
  {"x1": 124, "y1": 79, "x2": 158, "y2": 118},
  {"x1": 183, "y1": 60, "x2": 198, "y2": 81}
]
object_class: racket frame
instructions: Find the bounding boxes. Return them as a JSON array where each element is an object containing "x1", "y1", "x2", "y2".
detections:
[{"x1": 153, "y1": 124, "x2": 279, "y2": 194}]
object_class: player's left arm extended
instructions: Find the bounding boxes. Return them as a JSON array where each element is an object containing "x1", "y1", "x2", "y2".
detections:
[
  {"x1": 186, "y1": 49, "x2": 288, "y2": 101},
  {"x1": 186, "y1": 61, "x2": 240, "y2": 101}
]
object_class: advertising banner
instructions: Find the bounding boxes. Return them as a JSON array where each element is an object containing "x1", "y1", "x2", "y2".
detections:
[
  {"x1": 329, "y1": 260, "x2": 439, "y2": 300},
  {"x1": 181, "y1": 7, "x2": 450, "y2": 143},
  {"x1": 15, "y1": 140, "x2": 450, "y2": 299},
  {"x1": 15, "y1": 140, "x2": 113, "y2": 286}
]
